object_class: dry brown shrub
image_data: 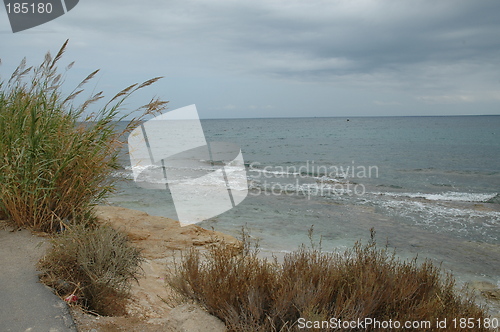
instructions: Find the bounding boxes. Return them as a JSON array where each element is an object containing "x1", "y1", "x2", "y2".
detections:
[
  {"x1": 168, "y1": 229, "x2": 491, "y2": 331},
  {"x1": 38, "y1": 223, "x2": 143, "y2": 316}
]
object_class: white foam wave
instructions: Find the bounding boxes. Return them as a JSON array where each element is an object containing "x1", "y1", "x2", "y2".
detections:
[
  {"x1": 374, "y1": 191, "x2": 497, "y2": 203},
  {"x1": 110, "y1": 170, "x2": 134, "y2": 180},
  {"x1": 249, "y1": 180, "x2": 357, "y2": 197},
  {"x1": 364, "y1": 197, "x2": 500, "y2": 242},
  {"x1": 249, "y1": 169, "x2": 346, "y2": 183},
  {"x1": 249, "y1": 168, "x2": 301, "y2": 177}
]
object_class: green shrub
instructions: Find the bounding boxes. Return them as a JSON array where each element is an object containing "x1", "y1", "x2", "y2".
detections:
[
  {"x1": 38, "y1": 223, "x2": 143, "y2": 316},
  {"x1": 168, "y1": 230, "x2": 490, "y2": 331},
  {"x1": 0, "y1": 40, "x2": 167, "y2": 232}
]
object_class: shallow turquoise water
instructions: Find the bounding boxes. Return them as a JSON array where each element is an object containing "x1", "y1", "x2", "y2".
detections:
[{"x1": 109, "y1": 115, "x2": 500, "y2": 293}]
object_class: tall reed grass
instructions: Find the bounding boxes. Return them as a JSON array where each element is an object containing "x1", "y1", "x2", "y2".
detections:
[
  {"x1": 0, "y1": 40, "x2": 167, "y2": 232},
  {"x1": 168, "y1": 229, "x2": 491, "y2": 331}
]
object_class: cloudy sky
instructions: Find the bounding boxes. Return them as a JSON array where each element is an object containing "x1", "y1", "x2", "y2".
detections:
[{"x1": 1, "y1": 0, "x2": 500, "y2": 118}]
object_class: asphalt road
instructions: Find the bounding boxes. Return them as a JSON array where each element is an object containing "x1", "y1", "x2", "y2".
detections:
[{"x1": 0, "y1": 226, "x2": 77, "y2": 332}]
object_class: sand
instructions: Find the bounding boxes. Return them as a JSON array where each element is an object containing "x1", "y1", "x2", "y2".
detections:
[{"x1": 70, "y1": 205, "x2": 241, "y2": 331}]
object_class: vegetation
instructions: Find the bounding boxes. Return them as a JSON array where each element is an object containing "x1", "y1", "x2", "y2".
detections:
[
  {"x1": 168, "y1": 229, "x2": 491, "y2": 331},
  {"x1": 0, "y1": 40, "x2": 167, "y2": 232},
  {"x1": 38, "y1": 223, "x2": 143, "y2": 316},
  {"x1": 0, "y1": 41, "x2": 164, "y2": 315}
]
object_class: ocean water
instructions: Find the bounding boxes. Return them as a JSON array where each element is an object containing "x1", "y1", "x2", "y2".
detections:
[{"x1": 109, "y1": 116, "x2": 500, "y2": 290}]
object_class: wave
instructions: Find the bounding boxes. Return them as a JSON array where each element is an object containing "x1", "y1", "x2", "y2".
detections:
[
  {"x1": 372, "y1": 191, "x2": 498, "y2": 203},
  {"x1": 249, "y1": 180, "x2": 360, "y2": 198},
  {"x1": 248, "y1": 168, "x2": 348, "y2": 184},
  {"x1": 397, "y1": 168, "x2": 499, "y2": 176},
  {"x1": 365, "y1": 197, "x2": 500, "y2": 242},
  {"x1": 110, "y1": 170, "x2": 134, "y2": 180},
  {"x1": 376, "y1": 184, "x2": 404, "y2": 189},
  {"x1": 486, "y1": 193, "x2": 500, "y2": 204},
  {"x1": 116, "y1": 164, "x2": 248, "y2": 191},
  {"x1": 249, "y1": 168, "x2": 301, "y2": 177}
]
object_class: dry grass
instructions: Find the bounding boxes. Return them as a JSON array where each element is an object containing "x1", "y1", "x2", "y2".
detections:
[
  {"x1": 0, "y1": 40, "x2": 167, "y2": 232},
  {"x1": 38, "y1": 222, "x2": 143, "y2": 316},
  {"x1": 168, "y1": 229, "x2": 491, "y2": 331}
]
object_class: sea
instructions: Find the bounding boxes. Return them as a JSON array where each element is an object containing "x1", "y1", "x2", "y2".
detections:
[{"x1": 108, "y1": 115, "x2": 500, "y2": 296}]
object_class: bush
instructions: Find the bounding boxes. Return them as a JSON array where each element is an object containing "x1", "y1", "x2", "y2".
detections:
[
  {"x1": 168, "y1": 229, "x2": 490, "y2": 331},
  {"x1": 0, "y1": 40, "x2": 167, "y2": 232},
  {"x1": 38, "y1": 222, "x2": 143, "y2": 316}
]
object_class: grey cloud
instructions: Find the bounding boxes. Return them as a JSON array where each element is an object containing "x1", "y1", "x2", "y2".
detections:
[
  {"x1": 126, "y1": 0, "x2": 499, "y2": 99},
  {"x1": 58, "y1": 0, "x2": 500, "y2": 81},
  {"x1": 2, "y1": 0, "x2": 499, "y2": 117}
]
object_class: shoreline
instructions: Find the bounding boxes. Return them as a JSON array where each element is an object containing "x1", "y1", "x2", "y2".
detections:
[
  {"x1": 96, "y1": 205, "x2": 500, "y2": 324},
  {"x1": 98, "y1": 204, "x2": 500, "y2": 323}
]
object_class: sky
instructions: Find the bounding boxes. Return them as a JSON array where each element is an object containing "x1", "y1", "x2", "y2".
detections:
[{"x1": 1, "y1": 0, "x2": 500, "y2": 119}]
